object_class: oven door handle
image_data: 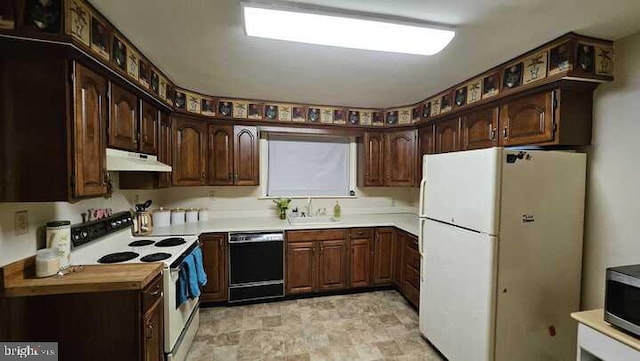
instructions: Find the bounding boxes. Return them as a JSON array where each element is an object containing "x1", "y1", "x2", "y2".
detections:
[{"x1": 229, "y1": 239, "x2": 284, "y2": 244}]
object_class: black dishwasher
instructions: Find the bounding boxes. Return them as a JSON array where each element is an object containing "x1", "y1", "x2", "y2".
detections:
[{"x1": 228, "y1": 231, "x2": 285, "y2": 302}]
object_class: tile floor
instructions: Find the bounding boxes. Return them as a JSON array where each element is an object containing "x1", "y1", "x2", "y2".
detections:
[{"x1": 186, "y1": 290, "x2": 445, "y2": 361}]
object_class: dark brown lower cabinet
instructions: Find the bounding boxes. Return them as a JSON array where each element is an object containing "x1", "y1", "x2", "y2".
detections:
[
  {"x1": 403, "y1": 233, "x2": 421, "y2": 308},
  {"x1": 200, "y1": 233, "x2": 228, "y2": 303},
  {"x1": 0, "y1": 274, "x2": 164, "y2": 361},
  {"x1": 285, "y1": 230, "x2": 347, "y2": 295},
  {"x1": 284, "y1": 227, "x2": 420, "y2": 308},
  {"x1": 349, "y1": 228, "x2": 373, "y2": 288},
  {"x1": 372, "y1": 228, "x2": 395, "y2": 285},
  {"x1": 286, "y1": 241, "x2": 317, "y2": 294},
  {"x1": 318, "y1": 240, "x2": 348, "y2": 291}
]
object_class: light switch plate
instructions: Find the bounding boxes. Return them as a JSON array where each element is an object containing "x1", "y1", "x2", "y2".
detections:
[{"x1": 14, "y1": 210, "x2": 29, "y2": 235}]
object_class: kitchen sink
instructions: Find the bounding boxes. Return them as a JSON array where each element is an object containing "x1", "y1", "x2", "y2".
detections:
[{"x1": 288, "y1": 216, "x2": 341, "y2": 225}]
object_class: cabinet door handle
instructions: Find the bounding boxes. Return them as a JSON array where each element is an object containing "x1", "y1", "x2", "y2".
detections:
[
  {"x1": 503, "y1": 127, "x2": 508, "y2": 139},
  {"x1": 146, "y1": 323, "x2": 154, "y2": 339},
  {"x1": 201, "y1": 171, "x2": 206, "y2": 180},
  {"x1": 228, "y1": 173, "x2": 233, "y2": 181},
  {"x1": 489, "y1": 124, "x2": 496, "y2": 141},
  {"x1": 234, "y1": 173, "x2": 238, "y2": 181},
  {"x1": 539, "y1": 113, "x2": 545, "y2": 133}
]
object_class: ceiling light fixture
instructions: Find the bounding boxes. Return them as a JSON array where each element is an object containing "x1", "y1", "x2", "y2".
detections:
[{"x1": 241, "y1": 2, "x2": 455, "y2": 56}]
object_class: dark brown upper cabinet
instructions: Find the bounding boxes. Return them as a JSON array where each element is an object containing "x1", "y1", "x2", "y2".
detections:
[
  {"x1": 173, "y1": 116, "x2": 207, "y2": 186},
  {"x1": 436, "y1": 117, "x2": 460, "y2": 153},
  {"x1": 207, "y1": 125, "x2": 259, "y2": 186},
  {"x1": 361, "y1": 132, "x2": 385, "y2": 186},
  {"x1": 73, "y1": 63, "x2": 108, "y2": 198},
  {"x1": 384, "y1": 130, "x2": 416, "y2": 187},
  {"x1": 109, "y1": 82, "x2": 138, "y2": 152},
  {"x1": 417, "y1": 124, "x2": 435, "y2": 184},
  {"x1": 139, "y1": 100, "x2": 158, "y2": 155},
  {"x1": 157, "y1": 112, "x2": 172, "y2": 188},
  {"x1": 461, "y1": 107, "x2": 499, "y2": 150},
  {"x1": 500, "y1": 91, "x2": 553, "y2": 146}
]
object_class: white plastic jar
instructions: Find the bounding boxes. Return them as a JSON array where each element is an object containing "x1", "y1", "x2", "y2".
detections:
[
  {"x1": 46, "y1": 220, "x2": 71, "y2": 269},
  {"x1": 198, "y1": 208, "x2": 209, "y2": 222},
  {"x1": 36, "y1": 248, "x2": 60, "y2": 278},
  {"x1": 186, "y1": 209, "x2": 199, "y2": 223},
  {"x1": 171, "y1": 208, "x2": 185, "y2": 225}
]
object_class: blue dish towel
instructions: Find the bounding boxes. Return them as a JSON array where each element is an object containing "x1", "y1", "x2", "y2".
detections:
[
  {"x1": 192, "y1": 246, "x2": 208, "y2": 287},
  {"x1": 183, "y1": 254, "x2": 201, "y2": 299},
  {"x1": 176, "y1": 266, "x2": 189, "y2": 305}
]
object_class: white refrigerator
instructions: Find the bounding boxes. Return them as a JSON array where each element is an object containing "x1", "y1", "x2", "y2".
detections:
[{"x1": 418, "y1": 147, "x2": 586, "y2": 361}]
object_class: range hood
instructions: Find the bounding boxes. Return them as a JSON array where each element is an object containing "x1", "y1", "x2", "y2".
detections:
[{"x1": 106, "y1": 148, "x2": 172, "y2": 172}]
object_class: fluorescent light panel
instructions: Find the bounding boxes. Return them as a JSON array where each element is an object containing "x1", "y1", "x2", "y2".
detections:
[{"x1": 242, "y1": 4, "x2": 455, "y2": 56}]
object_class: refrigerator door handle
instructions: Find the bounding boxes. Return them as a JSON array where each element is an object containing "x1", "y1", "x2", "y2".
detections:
[
  {"x1": 418, "y1": 178, "x2": 427, "y2": 217},
  {"x1": 418, "y1": 218, "x2": 425, "y2": 256}
]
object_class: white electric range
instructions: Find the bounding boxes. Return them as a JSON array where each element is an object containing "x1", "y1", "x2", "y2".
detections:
[{"x1": 69, "y1": 212, "x2": 200, "y2": 361}]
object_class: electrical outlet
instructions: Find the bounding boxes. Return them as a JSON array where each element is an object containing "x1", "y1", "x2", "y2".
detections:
[
  {"x1": 14, "y1": 210, "x2": 29, "y2": 235},
  {"x1": 208, "y1": 191, "x2": 215, "y2": 201}
]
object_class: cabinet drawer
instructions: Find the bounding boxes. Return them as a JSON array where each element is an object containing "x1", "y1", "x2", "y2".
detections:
[
  {"x1": 142, "y1": 275, "x2": 163, "y2": 311},
  {"x1": 405, "y1": 246, "x2": 420, "y2": 270},
  {"x1": 405, "y1": 235, "x2": 418, "y2": 251},
  {"x1": 287, "y1": 229, "x2": 346, "y2": 242},
  {"x1": 349, "y1": 228, "x2": 373, "y2": 239},
  {"x1": 405, "y1": 264, "x2": 420, "y2": 289},
  {"x1": 404, "y1": 281, "x2": 419, "y2": 308}
]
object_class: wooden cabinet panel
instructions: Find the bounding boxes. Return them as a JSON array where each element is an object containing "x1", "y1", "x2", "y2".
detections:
[
  {"x1": 350, "y1": 238, "x2": 371, "y2": 288},
  {"x1": 287, "y1": 229, "x2": 346, "y2": 243},
  {"x1": 436, "y1": 117, "x2": 460, "y2": 153},
  {"x1": 461, "y1": 107, "x2": 499, "y2": 150},
  {"x1": 208, "y1": 125, "x2": 234, "y2": 185},
  {"x1": 140, "y1": 100, "x2": 158, "y2": 155},
  {"x1": 500, "y1": 91, "x2": 554, "y2": 146},
  {"x1": 393, "y1": 232, "x2": 405, "y2": 289},
  {"x1": 200, "y1": 233, "x2": 228, "y2": 303},
  {"x1": 384, "y1": 130, "x2": 416, "y2": 186},
  {"x1": 73, "y1": 63, "x2": 107, "y2": 197},
  {"x1": 362, "y1": 132, "x2": 385, "y2": 186},
  {"x1": 157, "y1": 113, "x2": 172, "y2": 188},
  {"x1": 173, "y1": 117, "x2": 207, "y2": 186},
  {"x1": 234, "y1": 126, "x2": 259, "y2": 186},
  {"x1": 405, "y1": 245, "x2": 420, "y2": 271},
  {"x1": 109, "y1": 82, "x2": 138, "y2": 151},
  {"x1": 417, "y1": 124, "x2": 435, "y2": 184},
  {"x1": 372, "y1": 228, "x2": 395, "y2": 285},
  {"x1": 318, "y1": 240, "x2": 348, "y2": 291},
  {"x1": 286, "y1": 241, "x2": 316, "y2": 294},
  {"x1": 405, "y1": 264, "x2": 420, "y2": 289},
  {"x1": 233, "y1": 126, "x2": 260, "y2": 186},
  {"x1": 142, "y1": 294, "x2": 163, "y2": 361},
  {"x1": 404, "y1": 281, "x2": 419, "y2": 308}
]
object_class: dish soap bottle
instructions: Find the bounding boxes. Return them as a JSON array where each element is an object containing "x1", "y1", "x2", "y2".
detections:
[{"x1": 333, "y1": 201, "x2": 341, "y2": 218}]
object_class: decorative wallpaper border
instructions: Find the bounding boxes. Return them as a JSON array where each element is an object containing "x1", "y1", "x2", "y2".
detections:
[{"x1": 1, "y1": 0, "x2": 613, "y2": 129}]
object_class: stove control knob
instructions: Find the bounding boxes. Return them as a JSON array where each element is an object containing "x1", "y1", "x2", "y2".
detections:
[{"x1": 81, "y1": 231, "x2": 88, "y2": 238}]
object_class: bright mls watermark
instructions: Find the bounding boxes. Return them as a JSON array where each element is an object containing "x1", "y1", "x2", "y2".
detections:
[{"x1": 0, "y1": 343, "x2": 57, "y2": 360}]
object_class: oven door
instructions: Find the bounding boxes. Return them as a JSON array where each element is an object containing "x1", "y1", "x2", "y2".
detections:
[
  {"x1": 229, "y1": 239, "x2": 284, "y2": 285},
  {"x1": 164, "y1": 266, "x2": 199, "y2": 354},
  {"x1": 605, "y1": 271, "x2": 640, "y2": 336}
]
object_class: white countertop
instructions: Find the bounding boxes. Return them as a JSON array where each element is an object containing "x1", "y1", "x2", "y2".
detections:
[{"x1": 149, "y1": 213, "x2": 419, "y2": 237}]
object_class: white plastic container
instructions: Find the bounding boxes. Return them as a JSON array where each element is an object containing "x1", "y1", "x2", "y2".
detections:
[
  {"x1": 152, "y1": 208, "x2": 171, "y2": 227},
  {"x1": 46, "y1": 220, "x2": 71, "y2": 269},
  {"x1": 171, "y1": 208, "x2": 185, "y2": 225},
  {"x1": 36, "y1": 248, "x2": 60, "y2": 278},
  {"x1": 186, "y1": 209, "x2": 199, "y2": 223},
  {"x1": 198, "y1": 208, "x2": 209, "y2": 222}
]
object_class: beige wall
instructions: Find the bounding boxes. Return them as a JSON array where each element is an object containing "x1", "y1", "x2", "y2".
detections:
[{"x1": 582, "y1": 31, "x2": 640, "y2": 309}]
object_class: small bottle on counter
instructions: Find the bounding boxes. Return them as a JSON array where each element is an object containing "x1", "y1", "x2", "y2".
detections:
[
  {"x1": 333, "y1": 201, "x2": 341, "y2": 218},
  {"x1": 46, "y1": 220, "x2": 71, "y2": 269},
  {"x1": 36, "y1": 248, "x2": 60, "y2": 278}
]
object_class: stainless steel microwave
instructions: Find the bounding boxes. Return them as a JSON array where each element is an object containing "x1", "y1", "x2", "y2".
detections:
[{"x1": 605, "y1": 265, "x2": 640, "y2": 336}]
